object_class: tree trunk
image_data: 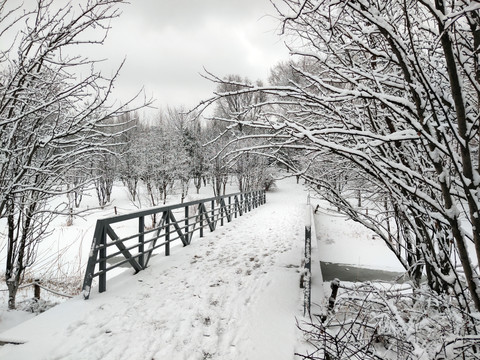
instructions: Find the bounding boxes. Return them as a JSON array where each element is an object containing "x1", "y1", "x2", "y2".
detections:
[
  {"x1": 7, "y1": 280, "x2": 18, "y2": 310},
  {"x1": 194, "y1": 176, "x2": 201, "y2": 194},
  {"x1": 74, "y1": 189, "x2": 83, "y2": 208},
  {"x1": 222, "y1": 177, "x2": 227, "y2": 195},
  {"x1": 6, "y1": 207, "x2": 18, "y2": 310},
  {"x1": 106, "y1": 179, "x2": 113, "y2": 203}
]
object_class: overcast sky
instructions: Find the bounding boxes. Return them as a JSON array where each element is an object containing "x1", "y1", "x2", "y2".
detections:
[{"x1": 93, "y1": 0, "x2": 290, "y2": 116}]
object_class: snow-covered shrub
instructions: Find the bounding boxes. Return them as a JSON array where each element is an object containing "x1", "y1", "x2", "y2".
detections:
[
  {"x1": 297, "y1": 282, "x2": 480, "y2": 360},
  {"x1": 18, "y1": 298, "x2": 58, "y2": 314},
  {"x1": 262, "y1": 172, "x2": 277, "y2": 192}
]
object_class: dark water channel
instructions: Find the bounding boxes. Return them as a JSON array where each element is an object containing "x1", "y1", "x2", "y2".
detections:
[{"x1": 320, "y1": 261, "x2": 405, "y2": 283}]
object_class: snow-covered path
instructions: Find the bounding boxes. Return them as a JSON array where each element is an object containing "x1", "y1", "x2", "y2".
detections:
[{"x1": 0, "y1": 177, "x2": 308, "y2": 360}]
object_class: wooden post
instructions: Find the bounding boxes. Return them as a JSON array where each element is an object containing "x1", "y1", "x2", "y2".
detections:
[
  {"x1": 165, "y1": 212, "x2": 170, "y2": 256},
  {"x1": 139, "y1": 216, "x2": 145, "y2": 268},
  {"x1": 82, "y1": 223, "x2": 104, "y2": 299},
  {"x1": 99, "y1": 224, "x2": 107, "y2": 293},
  {"x1": 329, "y1": 278, "x2": 340, "y2": 311},
  {"x1": 34, "y1": 279, "x2": 41, "y2": 300},
  {"x1": 199, "y1": 204, "x2": 204, "y2": 238},
  {"x1": 220, "y1": 200, "x2": 224, "y2": 226},
  {"x1": 185, "y1": 206, "x2": 190, "y2": 244},
  {"x1": 211, "y1": 199, "x2": 215, "y2": 230},
  {"x1": 234, "y1": 196, "x2": 238, "y2": 218},
  {"x1": 240, "y1": 194, "x2": 244, "y2": 215}
]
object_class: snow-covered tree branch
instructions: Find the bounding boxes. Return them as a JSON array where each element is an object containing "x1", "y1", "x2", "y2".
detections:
[
  {"x1": 0, "y1": 0, "x2": 145, "y2": 309},
  {"x1": 200, "y1": 0, "x2": 480, "y2": 318}
]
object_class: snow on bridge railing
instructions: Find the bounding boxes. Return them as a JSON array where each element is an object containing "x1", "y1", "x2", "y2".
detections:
[
  {"x1": 81, "y1": 190, "x2": 266, "y2": 299},
  {"x1": 303, "y1": 197, "x2": 312, "y2": 316}
]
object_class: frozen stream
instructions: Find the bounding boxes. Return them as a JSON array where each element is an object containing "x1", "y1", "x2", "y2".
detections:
[{"x1": 312, "y1": 207, "x2": 405, "y2": 282}]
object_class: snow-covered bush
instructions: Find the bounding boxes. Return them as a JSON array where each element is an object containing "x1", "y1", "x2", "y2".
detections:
[
  {"x1": 18, "y1": 298, "x2": 58, "y2": 315},
  {"x1": 297, "y1": 282, "x2": 480, "y2": 360}
]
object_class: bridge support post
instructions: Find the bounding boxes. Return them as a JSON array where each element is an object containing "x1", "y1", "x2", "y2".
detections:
[
  {"x1": 228, "y1": 196, "x2": 232, "y2": 222},
  {"x1": 139, "y1": 216, "x2": 145, "y2": 268},
  {"x1": 211, "y1": 200, "x2": 215, "y2": 230},
  {"x1": 200, "y1": 204, "x2": 204, "y2": 237},
  {"x1": 185, "y1": 206, "x2": 189, "y2": 244},
  {"x1": 99, "y1": 225, "x2": 107, "y2": 293},
  {"x1": 329, "y1": 279, "x2": 340, "y2": 311},
  {"x1": 165, "y1": 212, "x2": 170, "y2": 256}
]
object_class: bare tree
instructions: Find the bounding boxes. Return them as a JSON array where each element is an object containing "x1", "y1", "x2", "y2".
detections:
[
  {"x1": 93, "y1": 153, "x2": 117, "y2": 208},
  {"x1": 0, "y1": 0, "x2": 143, "y2": 309},
  {"x1": 112, "y1": 111, "x2": 141, "y2": 202},
  {"x1": 189, "y1": 125, "x2": 208, "y2": 194},
  {"x1": 200, "y1": 0, "x2": 480, "y2": 315},
  {"x1": 163, "y1": 106, "x2": 204, "y2": 202},
  {"x1": 204, "y1": 123, "x2": 231, "y2": 197},
  {"x1": 204, "y1": 75, "x2": 271, "y2": 194}
]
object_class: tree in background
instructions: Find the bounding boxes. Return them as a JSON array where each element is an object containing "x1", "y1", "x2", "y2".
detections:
[
  {"x1": 117, "y1": 112, "x2": 142, "y2": 203},
  {"x1": 205, "y1": 74, "x2": 271, "y2": 194},
  {"x1": 203, "y1": 120, "x2": 231, "y2": 197},
  {"x1": 189, "y1": 125, "x2": 208, "y2": 195},
  {"x1": 93, "y1": 153, "x2": 117, "y2": 209},
  {"x1": 0, "y1": 0, "x2": 143, "y2": 309},
  {"x1": 162, "y1": 107, "x2": 204, "y2": 202}
]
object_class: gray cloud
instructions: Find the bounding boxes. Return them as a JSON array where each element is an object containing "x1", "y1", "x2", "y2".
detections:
[
  {"x1": 3, "y1": 0, "x2": 289, "y2": 114},
  {"x1": 100, "y1": 0, "x2": 289, "y2": 112}
]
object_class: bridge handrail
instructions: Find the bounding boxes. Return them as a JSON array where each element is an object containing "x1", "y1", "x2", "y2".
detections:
[
  {"x1": 95, "y1": 191, "x2": 247, "y2": 224},
  {"x1": 81, "y1": 189, "x2": 266, "y2": 299}
]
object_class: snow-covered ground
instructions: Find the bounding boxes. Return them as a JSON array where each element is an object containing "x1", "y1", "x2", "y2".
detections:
[
  {"x1": 314, "y1": 206, "x2": 404, "y2": 272},
  {"x1": 0, "y1": 177, "x2": 307, "y2": 360},
  {"x1": 0, "y1": 177, "x2": 403, "y2": 359}
]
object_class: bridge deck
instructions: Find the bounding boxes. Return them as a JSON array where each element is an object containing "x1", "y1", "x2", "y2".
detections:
[{"x1": 0, "y1": 177, "x2": 307, "y2": 360}]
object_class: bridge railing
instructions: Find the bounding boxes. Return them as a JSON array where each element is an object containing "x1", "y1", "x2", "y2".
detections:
[
  {"x1": 303, "y1": 203, "x2": 312, "y2": 316},
  {"x1": 82, "y1": 190, "x2": 266, "y2": 299}
]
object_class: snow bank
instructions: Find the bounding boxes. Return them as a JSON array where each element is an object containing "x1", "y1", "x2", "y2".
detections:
[{"x1": 314, "y1": 209, "x2": 404, "y2": 272}]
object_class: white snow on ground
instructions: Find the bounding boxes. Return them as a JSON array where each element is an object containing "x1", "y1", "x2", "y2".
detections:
[
  {"x1": 0, "y1": 177, "x2": 406, "y2": 360},
  {"x1": 0, "y1": 177, "x2": 309, "y2": 360},
  {"x1": 0, "y1": 311, "x2": 35, "y2": 335},
  {"x1": 314, "y1": 207, "x2": 404, "y2": 272}
]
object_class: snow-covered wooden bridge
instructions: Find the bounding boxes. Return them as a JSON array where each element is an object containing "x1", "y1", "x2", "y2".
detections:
[{"x1": 0, "y1": 177, "x2": 310, "y2": 360}]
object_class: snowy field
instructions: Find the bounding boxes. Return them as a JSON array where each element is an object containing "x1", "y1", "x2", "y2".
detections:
[{"x1": 0, "y1": 177, "x2": 403, "y2": 359}]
